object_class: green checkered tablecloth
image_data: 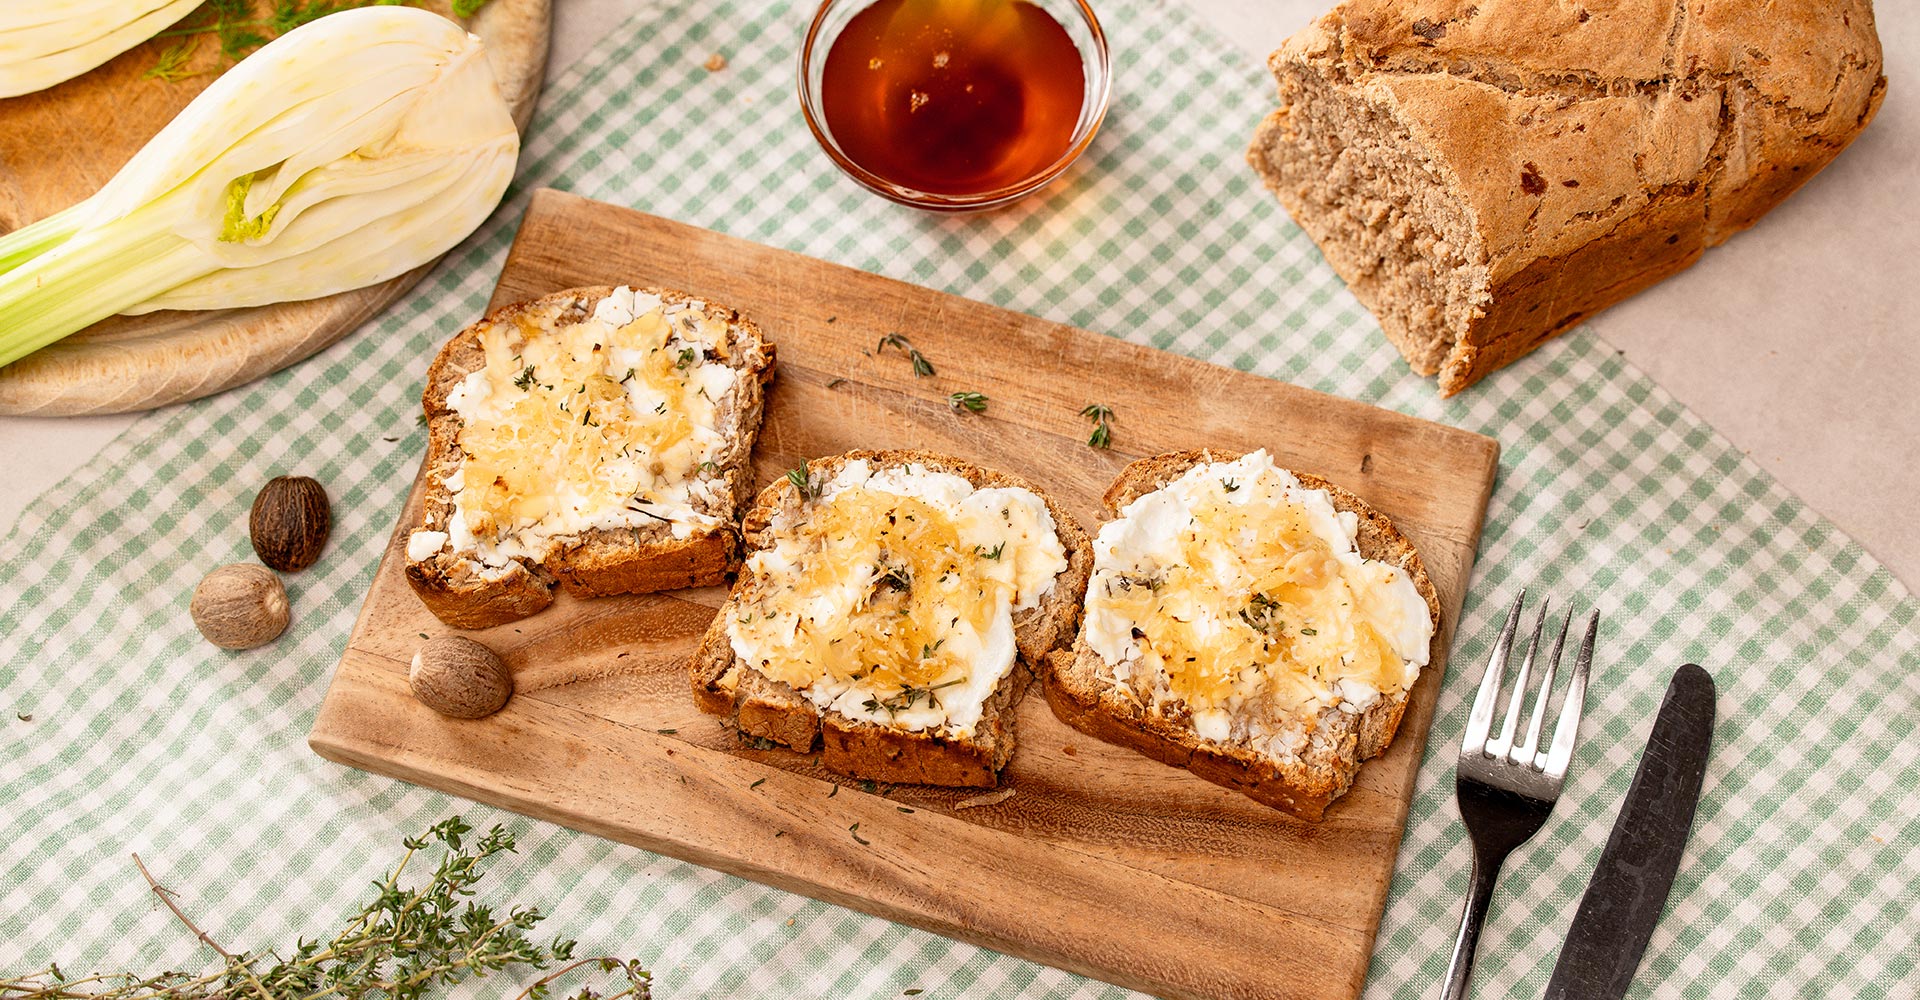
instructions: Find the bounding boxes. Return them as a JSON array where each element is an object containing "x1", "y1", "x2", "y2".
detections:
[{"x1": 4, "y1": 0, "x2": 1916, "y2": 996}]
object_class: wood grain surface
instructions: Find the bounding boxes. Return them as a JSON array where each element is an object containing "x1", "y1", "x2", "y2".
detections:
[
  {"x1": 310, "y1": 188, "x2": 1501, "y2": 1000},
  {"x1": 0, "y1": 0, "x2": 551, "y2": 416}
]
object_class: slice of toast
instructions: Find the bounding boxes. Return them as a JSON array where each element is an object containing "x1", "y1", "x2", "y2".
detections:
[
  {"x1": 405, "y1": 285, "x2": 775, "y2": 629},
  {"x1": 1043, "y1": 449, "x2": 1440, "y2": 820},
  {"x1": 689, "y1": 450, "x2": 1093, "y2": 788}
]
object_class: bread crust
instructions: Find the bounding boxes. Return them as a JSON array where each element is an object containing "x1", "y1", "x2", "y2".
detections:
[
  {"x1": 1248, "y1": 0, "x2": 1886, "y2": 395},
  {"x1": 406, "y1": 285, "x2": 775, "y2": 629},
  {"x1": 689, "y1": 449, "x2": 1093, "y2": 788},
  {"x1": 1043, "y1": 449, "x2": 1440, "y2": 821}
]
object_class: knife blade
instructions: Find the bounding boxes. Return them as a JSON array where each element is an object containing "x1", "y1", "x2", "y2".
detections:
[{"x1": 1542, "y1": 662, "x2": 1716, "y2": 1000}]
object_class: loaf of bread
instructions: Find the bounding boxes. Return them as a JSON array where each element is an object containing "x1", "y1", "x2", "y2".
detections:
[
  {"x1": 405, "y1": 285, "x2": 775, "y2": 629},
  {"x1": 1044, "y1": 449, "x2": 1439, "y2": 820},
  {"x1": 1247, "y1": 0, "x2": 1886, "y2": 395},
  {"x1": 690, "y1": 450, "x2": 1092, "y2": 788}
]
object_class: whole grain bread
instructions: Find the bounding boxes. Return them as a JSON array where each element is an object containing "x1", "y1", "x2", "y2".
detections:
[
  {"x1": 1042, "y1": 449, "x2": 1440, "y2": 821},
  {"x1": 405, "y1": 286, "x2": 775, "y2": 629},
  {"x1": 1247, "y1": 0, "x2": 1886, "y2": 395},
  {"x1": 689, "y1": 450, "x2": 1093, "y2": 788}
]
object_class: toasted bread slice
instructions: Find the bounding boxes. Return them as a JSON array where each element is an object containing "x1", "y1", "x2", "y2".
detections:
[
  {"x1": 690, "y1": 450, "x2": 1093, "y2": 788},
  {"x1": 1043, "y1": 449, "x2": 1440, "y2": 820},
  {"x1": 405, "y1": 285, "x2": 775, "y2": 629}
]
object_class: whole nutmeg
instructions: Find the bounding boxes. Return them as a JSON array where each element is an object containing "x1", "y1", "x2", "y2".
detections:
[
  {"x1": 190, "y1": 564, "x2": 290, "y2": 649},
  {"x1": 250, "y1": 475, "x2": 331, "y2": 572},
  {"x1": 410, "y1": 636, "x2": 513, "y2": 719}
]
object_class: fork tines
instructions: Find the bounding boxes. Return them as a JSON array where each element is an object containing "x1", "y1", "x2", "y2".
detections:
[{"x1": 1461, "y1": 591, "x2": 1599, "y2": 779}]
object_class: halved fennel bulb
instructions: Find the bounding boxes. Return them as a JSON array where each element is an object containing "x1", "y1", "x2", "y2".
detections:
[
  {"x1": 0, "y1": 6, "x2": 520, "y2": 369},
  {"x1": 0, "y1": 0, "x2": 204, "y2": 98}
]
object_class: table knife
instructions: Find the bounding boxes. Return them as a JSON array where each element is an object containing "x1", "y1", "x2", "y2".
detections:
[{"x1": 1543, "y1": 662, "x2": 1716, "y2": 1000}]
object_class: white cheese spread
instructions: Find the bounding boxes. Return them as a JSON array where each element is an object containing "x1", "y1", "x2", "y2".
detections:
[
  {"x1": 1083, "y1": 450, "x2": 1431, "y2": 745},
  {"x1": 407, "y1": 287, "x2": 742, "y2": 568},
  {"x1": 726, "y1": 459, "x2": 1068, "y2": 738}
]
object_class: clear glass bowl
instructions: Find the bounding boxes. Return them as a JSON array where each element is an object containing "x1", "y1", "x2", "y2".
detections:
[{"x1": 797, "y1": 0, "x2": 1112, "y2": 212}]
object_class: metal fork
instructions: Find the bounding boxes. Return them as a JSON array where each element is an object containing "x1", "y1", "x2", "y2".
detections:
[{"x1": 1438, "y1": 591, "x2": 1599, "y2": 1000}]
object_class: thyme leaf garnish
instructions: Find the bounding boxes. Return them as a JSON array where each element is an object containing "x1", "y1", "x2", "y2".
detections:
[
  {"x1": 786, "y1": 467, "x2": 819, "y2": 500},
  {"x1": 947, "y1": 390, "x2": 987, "y2": 413},
  {"x1": 876, "y1": 333, "x2": 935, "y2": 377},
  {"x1": 1081, "y1": 403, "x2": 1115, "y2": 449}
]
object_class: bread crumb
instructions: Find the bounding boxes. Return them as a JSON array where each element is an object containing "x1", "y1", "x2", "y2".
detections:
[
  {"x1": 1061, "y1": 743, "x2": 1077, "y2": 756},
  {"x1": 704, "y1": 52, "x2": 728, "y2": 72},
  {"x1": 954, "y1": 788, "x2": 1016, "y2": 810},
  {"x1": 787, "y1": 917, "x2": 796, "y2": 926}
]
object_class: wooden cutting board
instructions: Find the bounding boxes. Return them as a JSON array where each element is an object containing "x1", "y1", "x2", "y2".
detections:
[
  {"x1": 310, "y1": 188, "x2": 1501, "y2": 1000},
  {"x1": 0, "y1": 0, "x2": 550, "y2": 416}
]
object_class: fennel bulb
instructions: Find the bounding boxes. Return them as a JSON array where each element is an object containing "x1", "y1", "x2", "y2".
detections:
[
  {"x1": 0, "y1": 0, "x2": 204, "y2": 98},
  {"x1": 0, "y1": 6, "x2": 520, "y2": 370}
]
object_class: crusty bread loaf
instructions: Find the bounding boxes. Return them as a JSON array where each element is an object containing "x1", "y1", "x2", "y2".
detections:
[
  {"x1": 406, "y1": 286, "x2": 775, "y2": 629},
  {"x1": 1043, "y1": 450, "x2": 1440, "y2": 821},
  {"x1": 1248, "y1": 0, "x2": 1886, "y2": 395},
  {"x1": 689, "y1": 450, "x2": 1093, "y2": 788}
]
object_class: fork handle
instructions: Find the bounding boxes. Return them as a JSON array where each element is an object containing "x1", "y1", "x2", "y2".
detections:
[{"x1": 1438, "y1": 853, "x2": 1507, "y2": 1000}]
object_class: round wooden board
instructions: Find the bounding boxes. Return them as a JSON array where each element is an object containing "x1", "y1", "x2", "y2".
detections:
[{"x1": 0, "y1": 0, "x2": 552, "y2": 416}]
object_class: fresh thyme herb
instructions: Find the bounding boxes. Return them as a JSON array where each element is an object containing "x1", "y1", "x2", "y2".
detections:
[
  {"x1": 656, "y1": 728, "x2": 677, "y2": 735},
  {"x1": 1301, "y1": 627, "x2": 1318, "y2": 636},
  {"x1": 742, "y1": 735, "x2": 780, "y2": 751},
  {"x1": 849, "y1": 823, "x2": 870, "y2": 846},
  {"x1": 514, "y1": 364, "x2": 537, "y2": 390},
  {"x1": 675, "y1": 347, "x2": 697, "y2": 370},
  {"x1": 1238, "y1": 593, "x2": 1283, "y2": 634},
  {"x1": 825, "y1": 378, "x2": 848, "y2": 389},
  {"x1": 0, "y1": 817, "x2": 648, "y2": 1000},
  {"x1": 876, "y1": 334, "x2": 935, "y2": 377},
  {"x1": 749, "y1": 777, "x2": 766, "y2": 790},
  {"x1": 878, "y1": 565, "x2": 912, "y2": 592},
  {"x1": 919, "y1": 639, "x2": 946, "y2": 659},
  {"x1": 698, "y1": 460, "x2": 718, "y2": 473},
  {"x1": 620, "y1": 367, "x2": 636, "y2": 384},
  {"x1": 1222, "y1": 478, "x2": 1240, "y2": 493},
  {"x1": 1081, "y1": 403, "x2": 1115, "y2": 449},
  {"x1": 976, "y1": 542, "x2": 1005, "y2": 561},
  {"x1": 786, "y1": 467, "x2": 819, "y2": 500},
  {"x1": 148, "y1": 1, "x2": 497, "y2": 78},
  {"x1": 946, "y1": 391, "x2": 987, "y2": 413},
  {"x1": 828, "y1": 784, "x2": 839, "y2": 798}
]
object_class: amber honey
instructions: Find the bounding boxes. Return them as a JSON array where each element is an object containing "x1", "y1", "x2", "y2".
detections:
[{"x1": 819, "y1": 0, "x2": 1088, "y2": 196}]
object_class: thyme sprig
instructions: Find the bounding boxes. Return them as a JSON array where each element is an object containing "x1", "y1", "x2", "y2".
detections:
[
  {"x1": 1081, "y1": 403, "x2": 1115, "y2": 449},
  {"x1": 876, "y1": 334, "x2": 935, "y2": 378},
  {"x1": 946, "y1": 391, "x2": 987, "y2": 413},
  {"x1": 0, "y1": 817, "x2": 650, "y2": 1000},
  {"x1": 785, "y1": 467, "x2": 819, "y2": 501}
]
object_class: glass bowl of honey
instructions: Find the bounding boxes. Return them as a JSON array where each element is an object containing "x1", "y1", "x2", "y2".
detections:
[{"x1": 799, "y1": 0, "x2": 1111, "y2": 212}]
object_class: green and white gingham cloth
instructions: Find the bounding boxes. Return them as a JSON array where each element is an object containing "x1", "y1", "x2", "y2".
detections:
[{"x1": 4, "y1": 0, "x2": 1916, "y2": 996}]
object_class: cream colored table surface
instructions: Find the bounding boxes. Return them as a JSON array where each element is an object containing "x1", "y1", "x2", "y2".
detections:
[{"x1": 2, "y1": 0, "x2": 1915, "y2": 588}]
